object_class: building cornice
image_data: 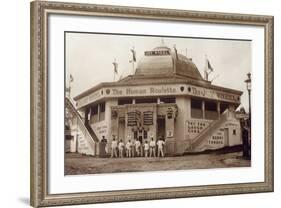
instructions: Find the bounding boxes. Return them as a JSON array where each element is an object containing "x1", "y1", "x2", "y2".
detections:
[{"x1": 74, "y1": 74, "x2": 243, "y2": 101}]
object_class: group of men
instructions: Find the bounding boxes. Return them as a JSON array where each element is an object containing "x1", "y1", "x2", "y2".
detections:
[{"x1": 110, "y1": 137, "x2": 166, "y2": 158}]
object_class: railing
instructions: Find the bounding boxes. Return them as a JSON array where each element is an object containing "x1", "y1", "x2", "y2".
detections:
[
  {"x1": 65, "y1": 97, "x2": 99, "y2": 155},
  {"x1": 190, "y1": 109, "x2": 229, "y2": 149}
]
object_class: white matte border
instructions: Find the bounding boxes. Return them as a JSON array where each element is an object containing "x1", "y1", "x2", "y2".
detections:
[{"x1": 48, "y1": 14, "x2": 264, "y2": 194}]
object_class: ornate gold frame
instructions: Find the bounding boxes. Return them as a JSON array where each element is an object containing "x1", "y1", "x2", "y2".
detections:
[{"x1": 30, "y1": 1, "x2": 274, "y2": 207}]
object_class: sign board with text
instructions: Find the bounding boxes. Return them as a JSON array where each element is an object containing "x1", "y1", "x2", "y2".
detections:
[{"x1": 76, "y1": 84, "x2": 241, "y2": 109}]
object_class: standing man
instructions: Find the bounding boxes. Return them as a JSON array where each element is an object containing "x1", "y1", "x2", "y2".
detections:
[
  {"x1": 149, "y1": 137, "x2": 156, "y2": 157},
  {"x1": 126, "y1": 140, "x2": 132, "y2": 158},
  {"x1": 143, "y1": 140, "x2": 149, "y2": 157},
  {"x1": 110, "y1": 137, "x2": 118, "y2": 158},
  {"x1": 131, "y1": 139, "x2": 136, "y2": 157},
  {"x1": 157, "y1": 137, "x2": 165, "y2": 157},
  {"x1": 118, "y1": 139, "x2": 124, "y2": 158},
  {"x1": 135, "y1": 139, "x2": 141, "y2": 157}
]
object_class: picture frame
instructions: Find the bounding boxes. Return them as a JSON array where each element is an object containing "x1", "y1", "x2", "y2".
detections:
[{"x1": 30, "y1": 1, "x2": 274, "y2": 207}]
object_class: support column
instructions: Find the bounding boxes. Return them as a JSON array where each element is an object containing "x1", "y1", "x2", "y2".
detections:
[
  {"x1": 132, "y1": 99, "x2": 136, "y2": 104},
  {"x1": 202, "y1": 100, "x2": 205, "y2": 119},
  {"x1": 97, "y1": 103, "x2": 100, "y2": 122},
  {"x1": 165, "y1": 108, "x2": 175, "y2": 156},
  {"x1": 110, "y1": 109, "x2": 118, "y2": 140},
  {"x1": 217, "y1": 102, "x2": 221, "y2": 119},
  {"x1": 157, "y1": 98, "x2": 161, "y2": 104},
  {"x1": 84, "y1": 108, "x2": 89, "y2": 125},
  {"x1": 124, "y1": 107, "x2": 128, "y2": 142}
]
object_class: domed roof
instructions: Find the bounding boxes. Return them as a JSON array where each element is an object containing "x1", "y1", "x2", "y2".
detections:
[{"x1": 135, "y1": 46, "x2": 203, "y2": 80}]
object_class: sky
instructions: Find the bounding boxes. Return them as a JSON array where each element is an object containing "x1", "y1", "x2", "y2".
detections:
[{"x1": 65, "y1": 32, "x2": 251, "y2": 112}]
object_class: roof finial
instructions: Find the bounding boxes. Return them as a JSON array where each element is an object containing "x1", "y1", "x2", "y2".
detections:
[
  {"x1": 204, "y1": 54, "x2": 215, "y2": 81},
  {"x1": 129, "y1": 46, "x2": 136, "y2": 74},
  {"x1": 112, "y1": 58, "x2": 118, "y2": 81}
]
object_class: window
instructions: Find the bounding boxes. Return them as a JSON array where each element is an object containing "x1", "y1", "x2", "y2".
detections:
[
  {"x1": 233, "y1": 129, "x2": 236, "y2": 135},
  {"x1": 90, "y1": 103, "x2": 106, "y2": 122},
  {"x1": 144, "y1": 130, "x2": 148, "y2": 139},
  {"x1": 134, "y1": 131, "x2": 138, "y2": 140},
  {"x1": 118, "y1": 99, "x2": 132, "y2": 105},
  {"x1": 160, "y1": 97, "x2": 176, "y2": 103},
  {"x1": 205, "y1": 101, "x2": 218, "y2": 120},
  {"x1": 191, "y1": 99, "x2": 202, "y2": 119},
  {"x1": 135, "y1": 98, "x2": 157, "y2": 104},
  {"x1": 91, "y1": 105, "x2": 98, "y2": 115},
  {"x1": 99, "y1": 102, "x2": 105, "y2": 121},
  {"x1": 91, "y1": 105, "x2": 99, "y2": 123},
  {"x1": 100, "y1": 102, "x2": 105, "y2": 112},
  {"x1": 220, "y1": 103, "x2": 228, "y2": 114}
]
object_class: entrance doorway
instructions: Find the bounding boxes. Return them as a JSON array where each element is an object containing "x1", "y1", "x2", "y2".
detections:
[
  {"x1": 224, "y1": 128, "x2": 229, "y2": 146},
  {"x1": 157, "y1": 117, "x2": 166, "y2": 140}
]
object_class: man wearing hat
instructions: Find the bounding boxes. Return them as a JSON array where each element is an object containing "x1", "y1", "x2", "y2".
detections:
[
  {"x1": 110, "y1": 137, "x2": 118, "y2": 158},
  {"x1": 157, "y1": 136, "x2": 165, "y2": 157}
]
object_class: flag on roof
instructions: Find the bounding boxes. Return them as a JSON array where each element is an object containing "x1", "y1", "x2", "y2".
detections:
[
  {"x1": 112, "y1": 61, "x2": 118, "y2": 74},
  {"x1": 69, "y1": 74, "x2": 74, "y2": 82},
  {"x1": 207, "y1": 59, "x2": 214, "y2": 71},
  {"x1": 130, "y1": 48, "x2": 136, "y2": 62}
]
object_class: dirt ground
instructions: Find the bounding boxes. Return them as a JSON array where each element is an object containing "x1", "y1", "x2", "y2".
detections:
[{"x1": 65, "y1": 151, "x2": 251, "y2": 175}]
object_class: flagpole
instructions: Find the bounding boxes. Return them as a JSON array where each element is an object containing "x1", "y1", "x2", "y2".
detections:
[
  {"x1": 130, "y1": 47, "x2": 136, "y2": 74},
  {"x1": 113, "y1": 58, "x2": 118, "y2": 81},
  {"x1": 205, "y1": 54, "x2": 208, "y2": 71},
  {"x1": 204, "y1": 54, "x2": 208, "y2": 81},
  {"x1": 132, "y1": 61, "x2": 134, "y2": 74},
  {"x1": 113, "y1": 59, "x2": 115, "y2": 81}
]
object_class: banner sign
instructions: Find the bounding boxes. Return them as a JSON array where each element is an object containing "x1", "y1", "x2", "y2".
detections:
[
  {"x1": 143, "y1": 111, "x2": 153, "y2": 126},
  {"x1": 76, "y1": 84, "x2": 241, "y2": 108},
  {"x1": 127, "y1": 110, "x2": 141, "y2": 127}
]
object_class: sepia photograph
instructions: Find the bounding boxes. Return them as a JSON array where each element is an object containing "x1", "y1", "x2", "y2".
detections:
[
  {"x1": 30, "y1": 2, "x2": 273, "y2": 206},
  {"x1": 64, "y1": 32, "x2": 252, "y2": 175}
]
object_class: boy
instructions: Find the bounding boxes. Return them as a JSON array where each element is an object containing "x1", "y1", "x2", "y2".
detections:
[
  {"x1": 157, "y1": 137, "x2": 165, "y2": 157},
  {"x1": 135, "y1": 139, "x2": 141, "y2": 157},
  {"x1": 118, "y1": 139, "x2": 124, "y2": 158},
  {"x1": 144, "y1": 140, "x2": 149, "y2": 157},
  {"x1": 110, "y1": 137, "x2": 118, "y2": 158},
  {"x1": 126, "y1": 140, "x2": 132, "y2": 158},
  {"x1": 149, "y1": 137, "x2": 156, "y2": 157}
]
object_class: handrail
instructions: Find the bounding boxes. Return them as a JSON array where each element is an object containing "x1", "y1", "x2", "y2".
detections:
[
  {"x1": 65, "y1": 97, "x2": 99, "y2": 143},
  {"x1": 190, "y1": 110, "x2": 229, "y2": 149}
]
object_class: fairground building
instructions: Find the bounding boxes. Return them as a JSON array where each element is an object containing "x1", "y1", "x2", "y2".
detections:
[{"x1": 65, "y1": 44, "x2": 244, "y2": 156}]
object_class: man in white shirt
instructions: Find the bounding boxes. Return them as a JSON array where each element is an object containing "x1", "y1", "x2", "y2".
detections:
[
  {"x1": 149, "y1": 138, "x2": 156, "y2": 157},
  {"x1": 126, "y1": 140, "x2": 132, "y2": 158},
  {"x1": 110, "y1": 137, "x2": 118, "y2": 158},
  {"x1": 118, "y1": 139, "x2": 124, "y2": 158},
  {"x1": 131, "y1": 139, "x2": 136, "y2": 157},
  {"x1": 157, "y1": 137, "x2": 165, "y2": 157},
  {"x1": 135, "y1": 139, "x2": 141, "y2": 157},
  {"x1": 143, "y1": 140, "x2": 149, "y2": 157}
]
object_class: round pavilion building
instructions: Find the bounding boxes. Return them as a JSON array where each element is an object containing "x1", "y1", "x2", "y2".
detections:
[{"x1": 67, "y1": 45, "x2": 243, "y2": 156}]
